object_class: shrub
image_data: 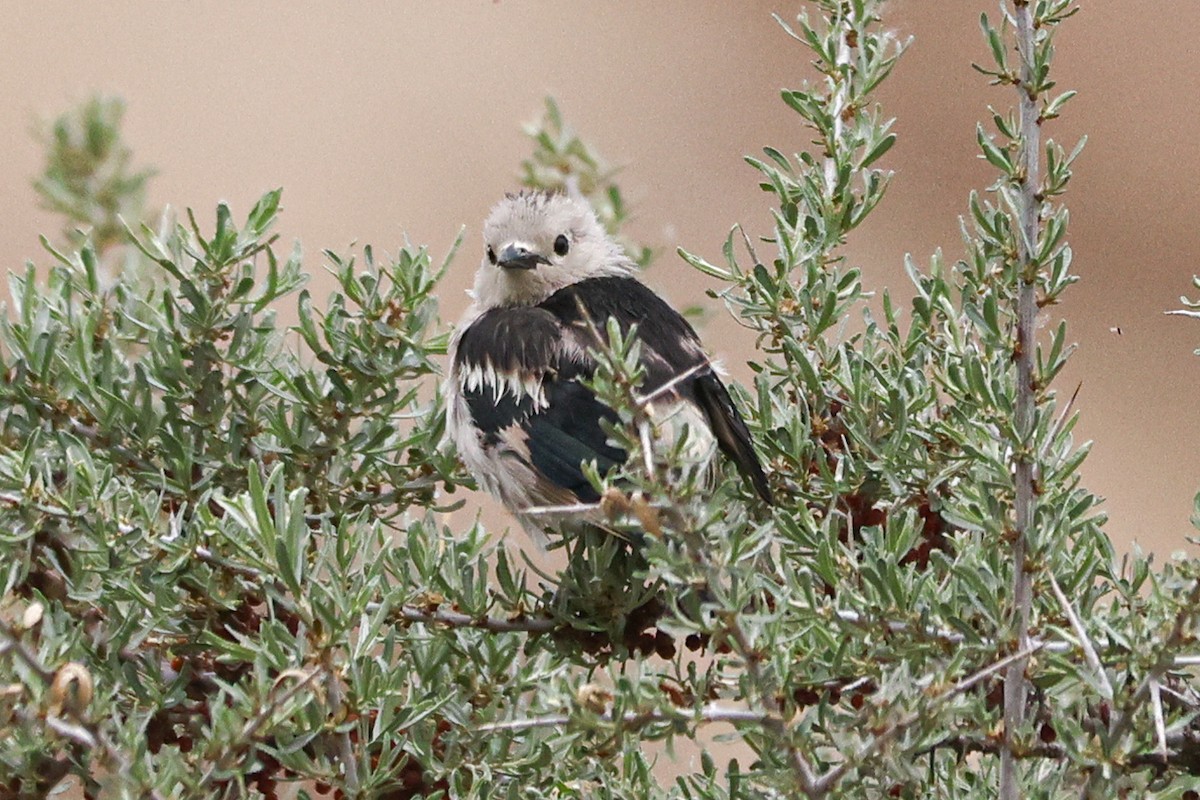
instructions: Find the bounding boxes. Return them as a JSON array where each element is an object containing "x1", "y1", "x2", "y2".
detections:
[{"x1": 4, "y1": 3, "x2": 1200, "y2": 799}]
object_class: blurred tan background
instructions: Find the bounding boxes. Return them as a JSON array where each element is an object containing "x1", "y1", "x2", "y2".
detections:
[{"x1": 2, "y1": 2, "x2": 1198, "y2": 558}]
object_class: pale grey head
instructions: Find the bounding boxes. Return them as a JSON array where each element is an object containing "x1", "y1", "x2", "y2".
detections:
[{"x1": 470, "y1": 191, "x2": 634, "y2": 309}]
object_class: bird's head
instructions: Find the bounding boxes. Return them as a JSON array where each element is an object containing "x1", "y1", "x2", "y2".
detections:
[{"x1": 471, "y1": 190, "x2": 633, "y2": 308}]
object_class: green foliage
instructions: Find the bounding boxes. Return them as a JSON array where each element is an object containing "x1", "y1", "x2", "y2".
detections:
[
  {"x1": 521, "y1": 97, "x2": 654, "y2": 267},
  {"x1": 4, "y1": 3, "x2": 1200, "y2": 799},
  {"x1": 32, "y1": 97, "x2": 155, "y2": 255}
]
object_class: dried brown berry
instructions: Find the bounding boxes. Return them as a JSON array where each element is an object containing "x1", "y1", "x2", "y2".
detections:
[
  {"x1": 793, "y1": 687, "x2": 821, "y2": 707},
  {"x1": 654, "y1": 630, "x2": 676, "y2": 659}
]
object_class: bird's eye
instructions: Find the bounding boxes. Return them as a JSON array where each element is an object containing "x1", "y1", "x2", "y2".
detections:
[
  {"x1": 486, "y1": 246, "x2": 497, "y2": 265},
  {"x1": 553, "y1": 234, "x2": 570, "y2": 257}
]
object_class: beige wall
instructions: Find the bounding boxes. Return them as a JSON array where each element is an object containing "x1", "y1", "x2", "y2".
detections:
[{"x1": 2, "y1": 2, "x2": 1197, "y2": 556}]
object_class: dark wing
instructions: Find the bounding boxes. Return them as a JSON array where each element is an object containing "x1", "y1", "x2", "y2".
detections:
[
  {"x1": 522, "y1": 380, "x2": 624, "y2": 501},
  {"x1": 454, "y1": 306, "x2": 624, "y2": 503},
  {"x1": 542, "y1": 276, "x2": 773, "y2": 504}
]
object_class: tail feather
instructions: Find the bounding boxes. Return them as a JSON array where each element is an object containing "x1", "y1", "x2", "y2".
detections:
[{"x1": 692, "y1": 372, "x2": 773, "y2": 504}]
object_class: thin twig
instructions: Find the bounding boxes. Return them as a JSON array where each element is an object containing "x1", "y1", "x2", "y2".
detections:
[
  {"x1": 1152, "y1": 680, "x2": 1168, "y2": 764},
  {"x1": 833, "y1": 607, "x2": 1079, "y2": 656},
  {"x1": 950, "y1": 644, "x2": 1044, "y2": 697},
  {"x1": 635, "y1": 362, "x2": 707, "y2": 408},
  {"x1": 923, "y1": 728, "x2": 1200, "y2": 775},
  {"x1": 0, "y1": 619, "x2": 57, "y2": 684},
  {"x1": 736, "y1": 223, "x2": 761, "y2": 270},
  {"x1": 197, "y1": 545, "x2": 561, "y2": 634},
  {"x1": 1048, "y1": 572, "x2": 1113, "y2": 700},
  {"x1": 197, "y1": 667, "x2": 324, "y2": 789},
  {"x1": 395, "y1": 605, "x2": 559, "y2": 634},
  {"x1": 721, "y1": 613, "x2": 822, "y2": 795},
  {"x1": 521, "y1": 501, "x2": 603, "y2": 517},
  {"x1": 477, "y1": 714, "x2": 570, "y2": 733},
  {"x1": 476, "y1": 703, "x2": 771, "y2": 734},
  {"x1": 194, "y1": 545, "x2": 272, "y2": 583},
  {"x1": 813, "y1": 642, "x2": 1045, "y2": 794},
  {"x1": 44, "y1": 715, "x2": 98, "y2": 748},
  {"x1": 639, "y1": 421, "x2": 655, "y2": 477},
  {"x1": 922, "y1": 734, "x2": 1067, "y2": 761},
  {"x1": 1040, "y1": 381, "x2": 1082, "y2": 461}
]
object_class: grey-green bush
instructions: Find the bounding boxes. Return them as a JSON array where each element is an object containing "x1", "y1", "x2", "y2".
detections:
[{"x1": 5, "y1": 3, "x2": 1200, "y2": 799}]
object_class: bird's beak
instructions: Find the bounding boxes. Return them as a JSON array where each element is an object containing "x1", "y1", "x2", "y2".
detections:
[{"x1": 497, "y1": 243, "x2": 551, "y2": 271}]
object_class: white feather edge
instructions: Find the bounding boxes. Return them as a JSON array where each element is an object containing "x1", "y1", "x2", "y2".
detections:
[{"x1": 459, "y1": 362, "x2": 548, "y2": 411}]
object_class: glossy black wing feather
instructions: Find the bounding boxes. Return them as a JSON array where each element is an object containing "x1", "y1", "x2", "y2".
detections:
[
  {"x1": 455, "y1": 305, "x2": 626, "y2": 502},
  {"x1": 524, "y1": 380, "x2": 625, "y2": 502},
  {"x1": 541, "y1": 276, "x2": 709, "y2": 392},
  {"x1": 454, "y1": 306, "x2": 562, "y2": 377},
  {"x1": 545, "y1": 276, "x2": 773, "y2": 503}
]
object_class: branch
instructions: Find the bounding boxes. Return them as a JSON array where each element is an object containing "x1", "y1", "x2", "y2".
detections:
[
  {"x1": 923, "y1": 727, "x2": 1200, "y2": 777},
  {"x1": 1002, "y1": 1, "x2": 1043, "y2": 797},
  {"x1": 476, "y1": 703, "x2": 771, "y2": 734},
  {"x1": 813, "y1": 642, "x2": 1045, "y2": 795},
  {"x1": 720, "y1": 612, "x2": 822, "y2": 795},
  {"x1": 189, "y1": 545, "x2": 1200, "y2": 666},
  {"x1": 195, "y1": 545, "x2": 560, "y2": 634},
  {"x1": 394, "y1": 605, "x2": 558, "y2": 634},
  {"x1": 1082, "y1": 579, "x2": 1200, "y2": 797},
  {"x1": 634, "y1": 362, "x2": 707, "y2": 408}
]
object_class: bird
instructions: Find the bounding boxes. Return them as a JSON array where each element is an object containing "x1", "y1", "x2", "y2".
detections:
[{"x1": 446, "y1": 190, "x2": 771, "y2": 541}]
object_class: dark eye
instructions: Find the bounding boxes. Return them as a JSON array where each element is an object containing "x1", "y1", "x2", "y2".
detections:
[
  {"x1": 553, "y1": 234, "x2": 570, "y2": 257},
  {"x1": 486, "y1": 246, "x2": 497, "y2": 265}
]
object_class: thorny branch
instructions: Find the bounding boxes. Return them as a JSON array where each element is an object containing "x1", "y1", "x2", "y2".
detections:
[
  {"x1": 1081, "y1": 580, "x2": 1200, "y2": 797},
  {"x1": 199, "y1": 515, "x2": 1182, "y2": 798},
  {"x1": 923, "y1": 729, "x2": 1200, "y2": 776},
  {"x1": 1002, "y1": 1, "x2": 1043, "y2": 797},
  {"x1": 812, "y1": 644, "x2": 1045, "y2": 796},
  {"x1": 204, "y1": 534, "x2": 1200, "y2": 793}
]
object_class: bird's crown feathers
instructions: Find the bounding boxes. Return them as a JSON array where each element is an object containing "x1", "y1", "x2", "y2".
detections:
[{"x1": 471, "y1": 190, "x2": 633, "y2": 309}]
